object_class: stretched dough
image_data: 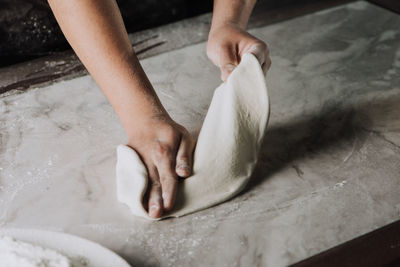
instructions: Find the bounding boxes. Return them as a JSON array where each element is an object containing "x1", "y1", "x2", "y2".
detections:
[{"x1": 116, "y1": 53, "x2": 270, "y2": 220}]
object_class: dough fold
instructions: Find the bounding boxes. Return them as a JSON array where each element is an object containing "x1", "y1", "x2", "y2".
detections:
[{"x1": 116, "y1": 53, "x2": 270, "y2": 220}]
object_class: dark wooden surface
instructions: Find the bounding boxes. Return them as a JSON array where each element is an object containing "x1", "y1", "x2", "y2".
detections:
[
  {"x1": 368, "y1": 0, "x2": 400, "y2": 13},
  {"x1": 292, "y1": 220, "x2": 400, "y2": 267}
]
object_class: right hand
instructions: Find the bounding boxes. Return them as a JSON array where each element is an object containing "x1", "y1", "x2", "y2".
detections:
[
  {"x1": 207, "y1": 23, "x2": 271, "y2": 82},
  {"x1": 127, "y1": 115, "x2": 195, "y2": 218}
]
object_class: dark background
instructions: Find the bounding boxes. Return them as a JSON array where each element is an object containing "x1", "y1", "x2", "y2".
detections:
[
  {"x1": 0, "y1": 0, "x2": 213, "y2": 62},
  {"x1": 0, "y1": 0, "x2": 398, "y2": 67},
  {"x1": 0, "y1": 0, "x2": 330, "y2": 66}
]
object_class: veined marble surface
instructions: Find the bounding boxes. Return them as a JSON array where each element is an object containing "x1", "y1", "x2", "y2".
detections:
[{"x1": 1, "y1": 1, "x2": 400, "y2": 266}]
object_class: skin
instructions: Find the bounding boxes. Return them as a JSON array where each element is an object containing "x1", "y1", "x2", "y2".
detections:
[{"x1": 48, "y1": 0, "x2": 270, "y2": 218}]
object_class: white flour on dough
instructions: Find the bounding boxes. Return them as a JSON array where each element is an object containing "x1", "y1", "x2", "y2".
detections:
[
  {"x1": 0, "y1": 236, "x2": 71, "y2": 267},
  {"x1": 116, "y1": 53, "x2": 270, "y2": 220}
]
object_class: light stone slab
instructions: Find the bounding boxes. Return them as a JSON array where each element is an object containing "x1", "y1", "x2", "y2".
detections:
[{"x1": 0, "y1": 1, "x2": 399, "y2": 266}]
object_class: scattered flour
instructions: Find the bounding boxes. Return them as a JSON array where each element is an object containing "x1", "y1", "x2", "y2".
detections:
[
  {"x1": 0, "y1": 236, "x2": 72, "y2": 267},
  {"x1": 334, "y1": 180, "x2": 348, "y2": 189}
]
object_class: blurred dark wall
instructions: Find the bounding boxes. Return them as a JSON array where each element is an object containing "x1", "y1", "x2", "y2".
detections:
[
  {"x1": 0, "y1": 0, "x2": 213, "y2": 65},
  {"x1": 0, "y1": 0, "x2": 335, "y2": 66},
  {"x1": 0, "y1": 0, "x2": 66, "y2": 61}
]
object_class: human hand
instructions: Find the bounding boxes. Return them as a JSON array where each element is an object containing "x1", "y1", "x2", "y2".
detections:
[
  {"x1": 127, "y1": 115, "x2": 195, "y2": 219},
  {"x1": 207, "y1": 23, "x2": 271, "y2": 81}
]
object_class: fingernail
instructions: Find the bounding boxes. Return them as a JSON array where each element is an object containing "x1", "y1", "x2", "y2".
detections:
[
  {"x1": 177, "y1": 164, "x2": 191, "y2": 176},
  {"x1": 177, "y1": 163, "x2": 190, "y2": 170},
  {"x1": 149, "y1": 205, "x2": 158, "y2": 216}
]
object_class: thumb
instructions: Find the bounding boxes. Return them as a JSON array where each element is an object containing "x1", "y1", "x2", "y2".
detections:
[{"x1": 218, "y1": 45, "x2": 238, "y2": 82}]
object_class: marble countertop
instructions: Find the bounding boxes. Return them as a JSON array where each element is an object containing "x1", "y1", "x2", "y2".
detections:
[{"x1": 1, "y1": 1, "x2": 399, "y2": 266}]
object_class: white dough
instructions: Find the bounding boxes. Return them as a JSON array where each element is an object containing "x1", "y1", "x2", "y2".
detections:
[
  {"x1": 116, "y1": 53, "x2": 270, "y2": 220},
  {"x1": 0, "y1": 236, "x2": 71, "y2": 267}
]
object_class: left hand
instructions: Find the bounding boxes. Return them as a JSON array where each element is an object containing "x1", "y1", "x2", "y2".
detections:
[{"x1": 207, "y1": 23, "x2": 271, "y2": 81}]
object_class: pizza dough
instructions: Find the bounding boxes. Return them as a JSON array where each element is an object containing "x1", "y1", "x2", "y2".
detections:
[
  {"x1": 0, "y1": 236, "x2": 71, "y2": 267},
  {"x1": 116, "y1": 53, "x2": 270, "y2": 220}
]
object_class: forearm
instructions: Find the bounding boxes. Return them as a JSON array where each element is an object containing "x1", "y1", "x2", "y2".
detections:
[
  {"x1": 48, "y1": 0, "x2": 167, "y2": 135},
  {"x1": 211, "y1": 0, "x2": 256, "y2": 31}
]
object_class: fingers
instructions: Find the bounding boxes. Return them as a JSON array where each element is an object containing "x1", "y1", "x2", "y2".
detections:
[
  {"x1": 153, "y1": 141, "x2": 178, "y2": 211},
  {"x1": 218, "y1": 44, "x2": 239, "y2": 82},
  {"x1": 175, "y1": 133, "x2": 195, "y2": 178},
  {"x1": 142, "y1": 125, "x2": 194, "y2": 218},
  {"x1": 218, "y1": 42, "x2": 271, "y2": 81},
  {"x1": 147, "y1": 166, "x2": 163, "y2": 218}
]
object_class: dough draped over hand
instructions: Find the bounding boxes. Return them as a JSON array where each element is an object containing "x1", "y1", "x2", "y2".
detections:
[{"x1": 116, "y1": 53, "x2": 270, "y2": 220}]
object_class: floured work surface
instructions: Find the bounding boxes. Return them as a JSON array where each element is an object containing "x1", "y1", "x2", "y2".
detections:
[{"x1": 0, "y1": 2, "x2": 399, "y2": 266}]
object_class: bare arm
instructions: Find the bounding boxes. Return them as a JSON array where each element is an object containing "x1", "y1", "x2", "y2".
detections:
[
  {"x1": 48, "y1": 0, "x2": 162, "y2": 132},
  {"x1": 48, "y1": 0, "x2": 195, "y2": 219},
  {"x1": 208, "y1": 0, "x2": 271, "y2": 81}
]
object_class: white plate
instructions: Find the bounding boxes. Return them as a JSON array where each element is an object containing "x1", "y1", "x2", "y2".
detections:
[{"x1": 0, "y1": 228, "x2": 131, "y2": 267}]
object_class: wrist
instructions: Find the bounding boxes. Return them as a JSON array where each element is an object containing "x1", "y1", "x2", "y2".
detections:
[
  {"x1": 210, "y1": 21, "x2": 242, "y2": 37},
  {"x1": 115, "y1": 89, "x2": 171, "y2": 137},
  {"x1": 125, "y1": 107, "x2": 171, "y2": 135}
]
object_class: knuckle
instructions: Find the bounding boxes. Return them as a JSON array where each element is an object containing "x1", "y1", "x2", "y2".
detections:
[
  {"x1": 256, "y1": 40, "x2": 267, "y2": 49},
  {"x1": 154, "y1": 142, "x2": 173, "y2": 159},
  {"x1": 155, "y1": 142, "x2": 169, "y2": 155},
  {"x1": 150, "y1": 180, "x2": 161, "y2": 188},
  {"x1": 164, "y1": 126, "x2": 180, "y2": 142},
  {"x1": 160, "y1": 175, "x2": 176, "y2": 184},
  {"x1": 217, "y1": 43, "x2": 232, "y2": 56},
  {"x1": 253, "y1": 41, "x2": 268, "y2": 54}
]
